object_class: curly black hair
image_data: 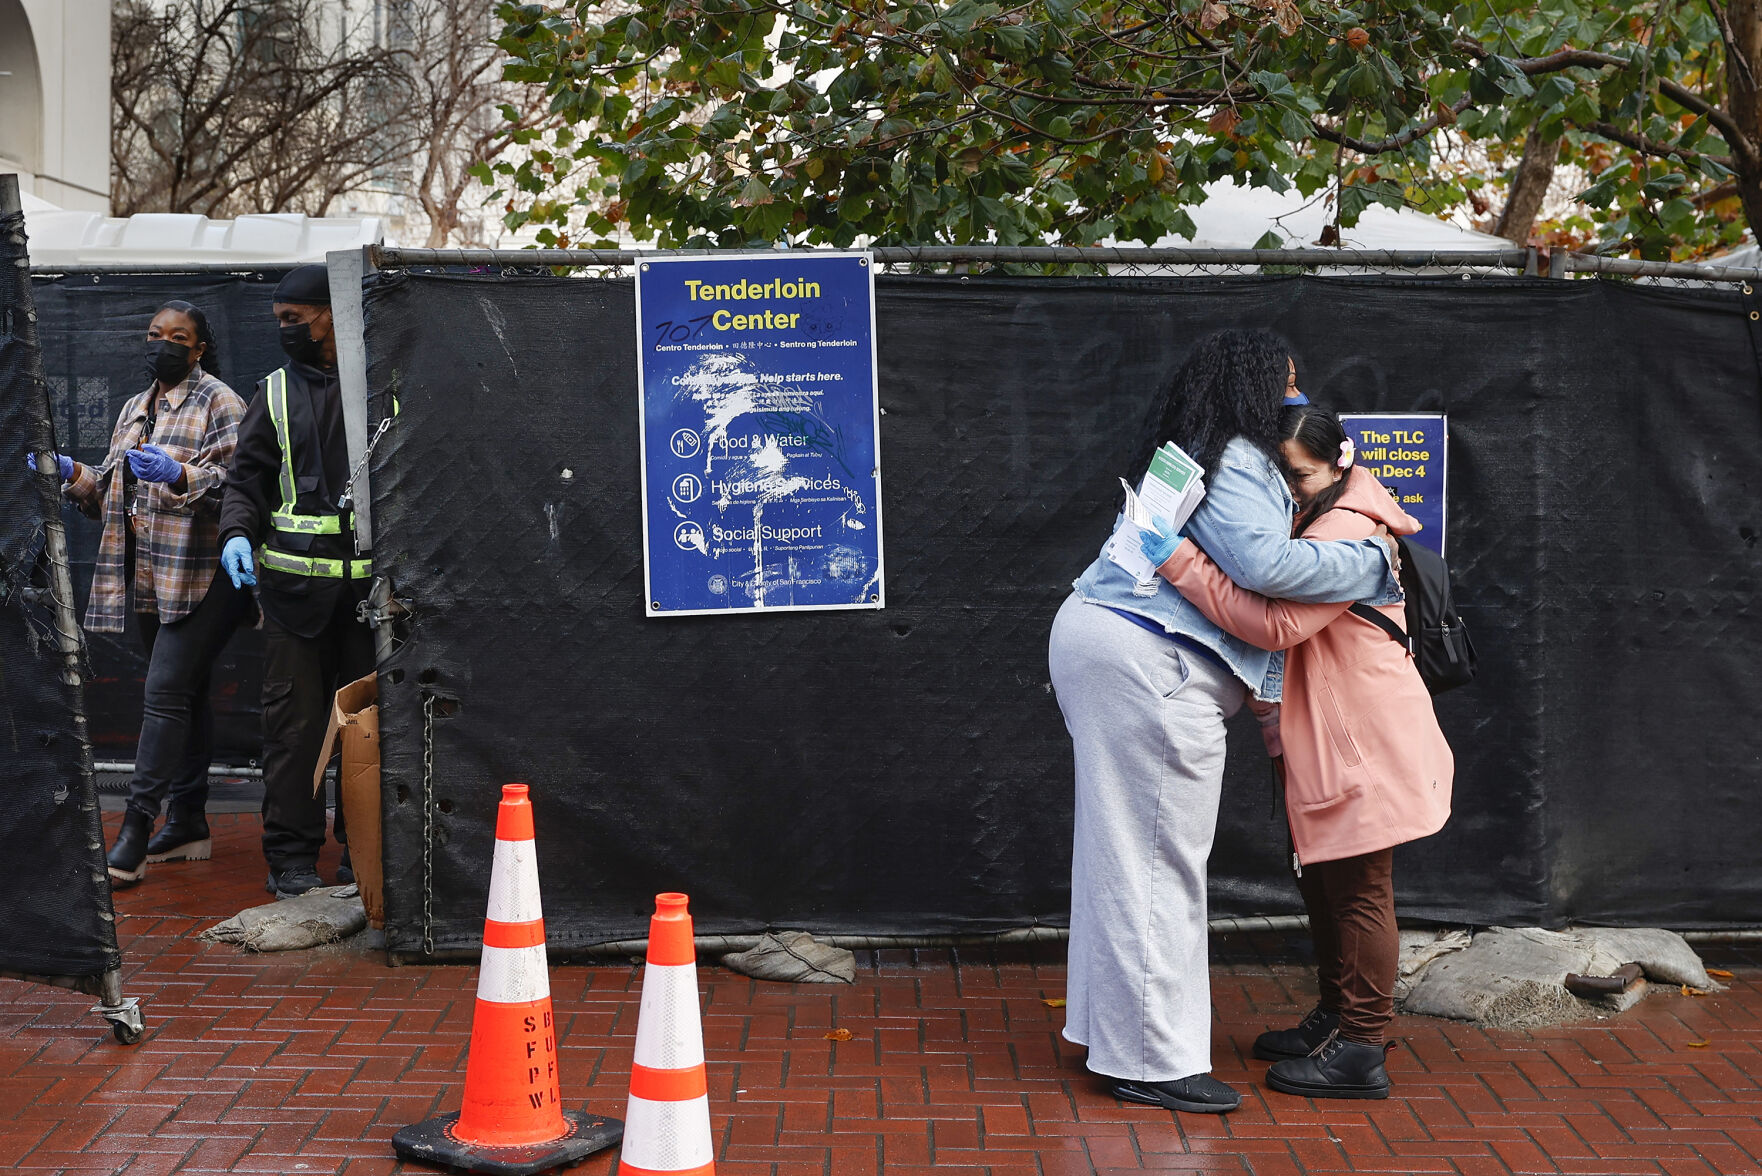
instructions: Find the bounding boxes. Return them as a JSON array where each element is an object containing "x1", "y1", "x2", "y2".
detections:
[{"x1": 1126, "y1": 327, "x2": 1290, "y2": 488}]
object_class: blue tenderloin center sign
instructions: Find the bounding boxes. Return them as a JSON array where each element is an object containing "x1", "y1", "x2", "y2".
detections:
[{"x1": 635, "y1": 253, "x2": 885, "y2": 616}]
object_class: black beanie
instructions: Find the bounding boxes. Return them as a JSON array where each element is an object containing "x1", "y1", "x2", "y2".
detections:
[{"x1": 274, "y1": 264, "x2": 331, "y2": 306}]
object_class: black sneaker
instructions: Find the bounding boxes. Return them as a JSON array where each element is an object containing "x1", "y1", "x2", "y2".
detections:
[
  {"x1": 1252, "y1": 1005, "x2": 1340, "y2": 1061},
  {"x1": 146, "y1": 807, "x2": 212, "y2": 863},
  {"x1": 107, "y1": 812, "x2": 152, "y2": 887},
  {"x1": 1110, "y1": 1072, "x2": 1241, "y2": 1114},
  {"x1": 1265, "y1": 1031, "x2": 1391, "y2": 1100},
  {"x1": 265, "y1": 864, "x2": 325, "y2": 900},
  {"x1": 335, "y1": 847, "x2": 355, "y2": 886}
]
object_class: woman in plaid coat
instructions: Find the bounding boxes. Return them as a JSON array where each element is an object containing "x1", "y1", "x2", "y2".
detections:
[{"x1": 38, "y1": 302, "x2": 251, "y2": 885}]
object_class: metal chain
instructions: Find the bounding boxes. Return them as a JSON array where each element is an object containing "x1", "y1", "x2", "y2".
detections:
[
  {"x1": 421, "y1": 691, "x2": 435, "y2": 956},
  {"x1": 336, "y1": 417, "x2": 392, "y2": 513}
]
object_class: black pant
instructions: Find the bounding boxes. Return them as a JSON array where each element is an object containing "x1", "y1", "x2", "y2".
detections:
[
  {"x1": 1295, "y1": 848, "x2": 1398, "y2": 1046},
  {"x1": 128, "y1": 570, "x2": 251, "y2": 822},
  {"x1": 260, "y1": 590, "x2": 374, "y2": 869}
]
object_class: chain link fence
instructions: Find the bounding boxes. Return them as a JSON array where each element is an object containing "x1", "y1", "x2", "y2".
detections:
[
  {"x1": 359, "y1": 244, "x2": 1762, "y2": 287},
  {"x1": 32, "y1": 245, "x2": 1762, "y2": 287}
]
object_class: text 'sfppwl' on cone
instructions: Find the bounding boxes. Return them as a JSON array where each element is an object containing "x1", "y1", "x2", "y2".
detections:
[
  {"x1": 392, "y1": 784, "x2": 623, "y2": 1175},
  {"x1": 620, "y1": 893, "x2": 716, "y2": 1176}
]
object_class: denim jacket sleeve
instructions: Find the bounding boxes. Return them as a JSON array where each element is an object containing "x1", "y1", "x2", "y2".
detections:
[{"x1": 1184, "y1": 439, "x2": 1402, "y2": 606}]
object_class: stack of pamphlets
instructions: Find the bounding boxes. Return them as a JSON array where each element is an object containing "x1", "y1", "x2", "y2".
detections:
[{"x1": 1104, "y1": 440, "x2": 1206, "y2": 583}]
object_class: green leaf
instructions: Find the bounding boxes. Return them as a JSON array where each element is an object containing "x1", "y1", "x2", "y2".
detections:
[
  {"x1": 703, "y1": 103, "x2": 744, "y2": 140},
  {"x1": 1251, "y1": 70, "x2": 1297, "y2": 101},
  {"x1": 1338, "y1": 184, "x2": 1370, "y2": 224},
  {"x1": 828, "y1": 68, "x2": 868, "y2": 109},
  {"x1": 1564, "y1": 92, "x2": 1599, "y2": 125},
  {"x1": 993, "y1": 23, "x2": 1031, "y2": 58},
  {"x1": 1577, "y1": 172, "x2": 1621, "y2": 209},
  {"x1": 1642, "y1": 171, "x2": 1688, "y2": 199}
]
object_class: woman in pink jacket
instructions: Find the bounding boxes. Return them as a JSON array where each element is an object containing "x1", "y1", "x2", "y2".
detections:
[{"x1": 1148, "y1": 405, "x2": 1452, "y2": 1101}]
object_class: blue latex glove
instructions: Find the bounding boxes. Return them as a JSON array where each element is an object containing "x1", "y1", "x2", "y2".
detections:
[
  {"x1": 222, "y1": 536, "x2": 257, "y2": 588},
  {"x1": 127, "y1": 444, "x2": 184, "y2": 484},
  {"x1": 27, "y1": 452, "x2": 75, "y2": 481},
  {"x1": 1138, "y1": 516, "x2": 1184, "y2": 568}
]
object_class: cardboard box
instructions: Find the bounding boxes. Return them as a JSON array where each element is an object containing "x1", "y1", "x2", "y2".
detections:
[{"x1": 313, "y1": 672, "x2": 384, "y2": 928}]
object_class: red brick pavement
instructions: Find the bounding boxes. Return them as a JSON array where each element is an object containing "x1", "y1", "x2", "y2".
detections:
[{"x1": 2, "y1": 812, "x2": 1760, "y2": 1175}]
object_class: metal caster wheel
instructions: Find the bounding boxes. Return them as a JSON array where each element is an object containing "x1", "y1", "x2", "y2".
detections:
[{"x1": 92, "y1": 995, "x2": 145, "y2": 1045}]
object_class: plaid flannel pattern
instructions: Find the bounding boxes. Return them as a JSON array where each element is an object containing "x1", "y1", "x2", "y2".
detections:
[{"x1": 65, "y1": 367, "x2": 247, "y2": 633}]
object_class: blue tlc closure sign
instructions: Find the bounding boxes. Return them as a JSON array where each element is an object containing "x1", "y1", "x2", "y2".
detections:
[
  {"x1": 1338, "y1": 413, "x2": 1448, "y2": 556},
  {"x1": 635, "y1": 252, "x2": 884, "y2": 616}
]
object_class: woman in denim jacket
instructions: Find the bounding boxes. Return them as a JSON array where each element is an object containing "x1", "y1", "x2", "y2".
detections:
[{"x1": 1048, "y1": 328, "x2": 1401, "y2": 1115}]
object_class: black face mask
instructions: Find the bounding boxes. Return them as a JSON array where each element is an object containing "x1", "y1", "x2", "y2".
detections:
[
  {"x1": 145, "y1": 339, "x2": 194, "y2": 385},
  {"x1": 279, "y1": 320, "x2": 326, "y2": 366}
]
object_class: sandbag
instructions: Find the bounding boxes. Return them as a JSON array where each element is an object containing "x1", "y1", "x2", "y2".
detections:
[
  {"x1": 1393, "y1": 927, "x2": 1472, "y2": 1002},
  {"x1": 1400, "y1": 926, "x2": 1716, "y2": 1028},
  {"x1": 200, "y1": 886, "x2": 367, "y2": 952},
  {"x1": 721, "y1": 931, "x2": 856, "y2": 983}
]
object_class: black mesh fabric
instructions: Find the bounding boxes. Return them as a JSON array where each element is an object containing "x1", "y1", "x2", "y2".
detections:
[
  {"x1": 0, "y1": 209, "x2": 123, "y2": 979},
  {"x1": 363, "y1": 270, "x2": 1762, "y2": 955},
  {"x1": 27, "y1": 272, "x2": 289, "y2": 765}
]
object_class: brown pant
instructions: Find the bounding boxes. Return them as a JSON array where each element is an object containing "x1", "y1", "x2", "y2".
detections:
[{"x1": 1296, "y1": 848, "x2": 1397, "y2": 1045}]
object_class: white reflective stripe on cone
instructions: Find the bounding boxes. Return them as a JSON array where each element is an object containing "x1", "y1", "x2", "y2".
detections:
[
  {"x1": 633, "y1": 961, "x2": 705, "y2": 1070},
  {"x1": 620, "y1": 1094, "x2": 714, "y2": 1171},
  {"x1": 477, "y1": 943, "x2": 551, "y2": 1003},
  {"x1": 486, "y1": 838, "x2": 544, "y2": 925}
]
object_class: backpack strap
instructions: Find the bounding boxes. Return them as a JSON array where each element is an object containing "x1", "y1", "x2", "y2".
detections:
[{"x1": 1348, "y1": 603, "x2": 1412, "y2": 653}]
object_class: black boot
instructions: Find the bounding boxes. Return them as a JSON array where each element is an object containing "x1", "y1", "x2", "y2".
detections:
[
  {"x1": 1252, "y1": 1005, "x2": 1340, "y2": 1061},
  {"x1": 1265, "y1": 1031, "x2": 1390, "y2": 1100},
  {"x1": 265, "y1": 863, "x2": 325, "y2": 900},
  {"x1": 146, "y1": 806, "x2": 212, "y2": 863},
  {"x1": 335, "y1": 846, "x2": 355, "y2": 885},
  {"x1": 107, "y1": 813, "x2": 152, "y2": 887}
]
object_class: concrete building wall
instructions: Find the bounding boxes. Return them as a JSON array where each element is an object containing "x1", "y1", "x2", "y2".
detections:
[{"x1": 0, "y1": 0, "x2": 111, "y2": 212}]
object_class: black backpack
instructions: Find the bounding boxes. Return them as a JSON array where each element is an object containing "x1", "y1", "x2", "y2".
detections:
[{"x1": 1349, "y1": 536, "x2": 1477, "y2": 696}]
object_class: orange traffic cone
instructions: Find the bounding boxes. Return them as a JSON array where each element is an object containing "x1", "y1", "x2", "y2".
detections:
[
  {"x1": 393, "y1": 784, "x2": 622, "y2": 1175},
  {"x1": 619, "y1": 893, "x2": 716, "y2": 1176}
]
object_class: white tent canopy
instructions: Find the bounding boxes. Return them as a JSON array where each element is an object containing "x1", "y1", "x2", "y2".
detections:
[
  {"x1": 21, "y1": 207, "x2": 385, "y2": 268},
  {"x1": 18, "y1": 189, "x2": 62, "y2": 215},
  {"x1": 1168, "y1": 178, "x2": 1507, "y2": 251}
]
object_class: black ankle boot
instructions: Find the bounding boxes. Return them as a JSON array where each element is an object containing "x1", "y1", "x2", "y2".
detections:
[
  {"x1": 146, "y1": 807, "x2": 212, "y2": 863},
  {"x1": 1265, "y1": 1031, "x2": 1390, "y2": 1100},
  {"x1": 107, "y1": 813, "x2": 152, "y2": 887},
  {"x1": 1252, "y1": 1005, "x2": 1340, "y2": 1061}
]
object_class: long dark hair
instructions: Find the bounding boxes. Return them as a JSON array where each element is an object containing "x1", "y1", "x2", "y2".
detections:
[
  {"x1": 1128, "y1": 328, "x2": 1289, "y2": 488},
  {"x1": 158, "y1": 300, "x2": 220, "y2": 378},
  {"x1": 1281, "y1": 403, "x2": 1352, "y2": 536}
]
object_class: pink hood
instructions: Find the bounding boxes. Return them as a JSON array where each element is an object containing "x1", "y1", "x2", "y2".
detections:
[{"x1": 1329, "y1": 465, "x2": 1422, "y2": 536}]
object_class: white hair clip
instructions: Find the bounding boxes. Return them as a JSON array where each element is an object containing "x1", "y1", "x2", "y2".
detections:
[{"x1": 1338, "y1": 437, "x2": 1355, "y2": 468}]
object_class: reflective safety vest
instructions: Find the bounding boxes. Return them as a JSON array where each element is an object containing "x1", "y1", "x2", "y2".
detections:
[{"x1": 259, "y1": 368, "x2": 373, "y2": 581}]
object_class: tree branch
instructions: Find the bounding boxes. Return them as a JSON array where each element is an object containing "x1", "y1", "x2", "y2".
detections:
[
  {"x1": 1452, "y1": 38, "x2": 1756, "y2": 165},
  {"x1": 1310, "y1": 94, "x2": 1473, "y2": 155},
  {"x1": 1582, "y1": 119, "x2": 1730, "y2": 168}
]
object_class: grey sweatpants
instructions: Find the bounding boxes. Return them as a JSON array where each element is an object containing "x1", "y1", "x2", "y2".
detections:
[{"x1": 1048, "y1": 595, "x2": 1246, "y2": 1082}]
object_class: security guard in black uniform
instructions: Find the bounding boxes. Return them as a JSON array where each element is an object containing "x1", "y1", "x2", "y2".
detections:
[{"x1": 219, "y1": 265, "x2": 372, "y2": 899}]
